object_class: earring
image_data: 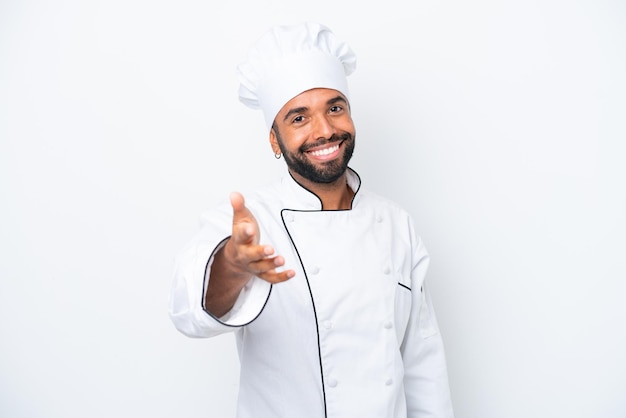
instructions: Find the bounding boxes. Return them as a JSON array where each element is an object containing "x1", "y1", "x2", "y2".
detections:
[{"x1": 275, "y1": 152, "x2": 282, "y2": 159}]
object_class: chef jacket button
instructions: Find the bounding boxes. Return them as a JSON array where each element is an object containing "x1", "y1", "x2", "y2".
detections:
[
  {"x1": 384, "y1": 321, "x2": 393, "y2": 329},
  {"x1": 310, "y1": 265, "x2": 320, "y2": 275},
  {"x1": 327, "y1": 378, "x2": 338, "y2": 388},
  {"x1": 376, "y1": 215, "x2": 383, "y2": 223},
  {"x1": 322, "y1": 320, "x2": 332, "y2": 330},
  {"x1": 383, "y1": 266, "x2": 391, "y2": 275},
  {"x1": 385, "y1": 378, "x2": 393, "y2": 386}
]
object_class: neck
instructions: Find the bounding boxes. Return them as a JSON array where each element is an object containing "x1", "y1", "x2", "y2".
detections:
[{"x1": 290, "y1": 170, "x2": 354, "y2": 210}]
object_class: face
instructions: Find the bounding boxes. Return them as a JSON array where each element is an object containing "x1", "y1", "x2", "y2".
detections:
[{"x1": 270, "y1": 88, "x2": 356, "y2": 185}]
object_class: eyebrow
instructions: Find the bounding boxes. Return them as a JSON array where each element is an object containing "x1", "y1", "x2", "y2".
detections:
[{"x1": 282, "y1": 95, "x2": 348, "y2": 123}]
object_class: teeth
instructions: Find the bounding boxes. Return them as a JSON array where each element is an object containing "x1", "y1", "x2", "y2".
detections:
[{"x1": 309, "y1": 144, "x2": 339, "y2": 156}]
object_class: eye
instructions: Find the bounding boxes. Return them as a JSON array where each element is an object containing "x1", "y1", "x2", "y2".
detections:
[
  {"x1": 329, "y1": 105, "x2": 343, "y2": 113},
  {"x1": 292, "y1": 115, "x2": 305, "y2": 123}
]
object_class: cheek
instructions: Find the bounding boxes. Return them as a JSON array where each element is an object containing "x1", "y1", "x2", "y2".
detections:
[
  {"x1": 280, "y1": 131, "x2": 308, "y2": 152},
  {"x1": 337, "y1": 115, "x2": 355, "y2": 133}
]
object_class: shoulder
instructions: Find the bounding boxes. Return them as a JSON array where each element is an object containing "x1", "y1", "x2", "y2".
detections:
[
  {"x1": 357, "y1": 187, "x2": 412, "y2": 220},
  {"x1": 358, "y1": 187, "x2": 427, "y2": 256}
]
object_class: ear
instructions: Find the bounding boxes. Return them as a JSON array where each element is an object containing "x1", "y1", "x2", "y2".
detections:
[{"x1": 269, "y1": 128, "x2": 281, "y2": 155}]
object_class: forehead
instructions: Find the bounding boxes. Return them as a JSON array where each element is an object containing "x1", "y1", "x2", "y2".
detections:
[{"x1": 278, "y1": 88, "x2": 348, "y2": 115}]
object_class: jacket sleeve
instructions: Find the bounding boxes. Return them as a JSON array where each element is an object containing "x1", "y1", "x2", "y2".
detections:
[
  {"x1": 401, "y1": 223, "x2": 455, "y2": 417},
  {"x1": 168, "y1": 203, "x2": 272, "y2": 338}
]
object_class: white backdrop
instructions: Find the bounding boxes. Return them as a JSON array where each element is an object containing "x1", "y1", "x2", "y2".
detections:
[{"x1": 1, "y1": 1, "x2": 625, "y2": 417}]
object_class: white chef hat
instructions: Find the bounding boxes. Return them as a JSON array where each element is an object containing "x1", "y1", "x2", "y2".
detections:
[{"x1": 237, "y1": 22, "x2": 357, "y2": 131}]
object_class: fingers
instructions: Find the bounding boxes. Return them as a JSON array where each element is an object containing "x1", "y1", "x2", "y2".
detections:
[
  {"x1": 232, "y1": 242, "x2": 275, "y2": 265},
  {"x1": 231, "y1": 220, "x2": 257, "y2": 245},
  {"x1": 247, "y1": 254, "x2": 295, "y2": 283},
  {"x1": 233, "y1": 245, "x2": 295, "y2": 283},
  {"x1": 258, "y1": 269, "x2": 296, "y2": 284}
]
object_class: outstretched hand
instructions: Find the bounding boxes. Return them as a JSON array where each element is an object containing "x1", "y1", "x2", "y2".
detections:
[{"x1": 223, "y1": 192, "x2": 295, "y2": 284}]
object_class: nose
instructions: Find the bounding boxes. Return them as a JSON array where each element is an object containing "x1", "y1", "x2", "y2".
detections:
[{"x1": 312, "y1": 114, "x2": 335, "y2": 140}]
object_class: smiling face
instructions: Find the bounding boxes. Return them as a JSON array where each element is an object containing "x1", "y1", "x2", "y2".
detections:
[{"x1": 270, "y1": 88, "x2": 356, "y2": 186}]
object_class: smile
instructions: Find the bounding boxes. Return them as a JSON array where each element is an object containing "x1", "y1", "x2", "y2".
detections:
[{"x1": 306, "y1": 142, "x2": 341, "y2": 157}]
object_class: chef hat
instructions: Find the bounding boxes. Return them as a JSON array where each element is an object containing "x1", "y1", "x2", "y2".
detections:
[{"x1": 237, "y1": 22, "x2": 357, "y2": 131}]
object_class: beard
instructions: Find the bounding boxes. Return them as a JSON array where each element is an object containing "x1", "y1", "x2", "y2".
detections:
[{"x1": 276, "y1": 131, "x2": 355, "y2": 184}]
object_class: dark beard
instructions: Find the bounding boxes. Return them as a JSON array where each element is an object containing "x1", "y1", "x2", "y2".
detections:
[{"x1": 276, "y1": 131, "x2": 355, "y2": 184}]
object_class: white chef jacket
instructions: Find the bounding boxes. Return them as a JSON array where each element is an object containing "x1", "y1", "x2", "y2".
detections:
[{"x1": 169, "y1": 168, "x2": 454, "y2": 418}]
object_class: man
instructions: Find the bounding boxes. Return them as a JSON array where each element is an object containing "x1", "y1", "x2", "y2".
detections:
[{"x1": 169, "y1": 22, "x2": 454, "y2": 418}]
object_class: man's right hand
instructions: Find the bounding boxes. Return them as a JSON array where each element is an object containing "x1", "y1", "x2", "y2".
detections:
[
  {"x1": 222, "y1": 192, "x2": 295, "y2": 284},
  {"x1": 205, "y1": 192, "x2": 295, "y2": 317}
]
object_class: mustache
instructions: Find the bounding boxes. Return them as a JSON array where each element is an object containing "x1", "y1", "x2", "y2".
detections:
[{"x1": 299, "y1": 132, "x2": 352, "y2": 153}]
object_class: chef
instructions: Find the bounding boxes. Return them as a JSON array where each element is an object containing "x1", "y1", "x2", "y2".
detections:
[{"x1": 169, "y1": 22, "x2": 454, "y2": 418}]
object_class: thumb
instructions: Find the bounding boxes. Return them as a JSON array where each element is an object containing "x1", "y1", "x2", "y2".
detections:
[
  {"x1": 231, "y1": 192, "x2": 256, "y2": 224},
  {"x1": 229, "y1": 192, "x2": 257, "y2": 242},
  {"x1": 229, "y1": 192, "x2": 246, "y2": 217}
]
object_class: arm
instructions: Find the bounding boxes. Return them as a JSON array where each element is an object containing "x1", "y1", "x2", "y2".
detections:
[
  {"x1": 204, "y1": 192, "x2": 295, "y2": 317},
  {"x1": 169, "y1": 192, "x2": 294, "y2": 338},
  {"x1": 402, "y1": 227, "x2": 454, "y2": 417},
  {"x1": 402, "y1": 281, "x2": 454, "y2": 417}
]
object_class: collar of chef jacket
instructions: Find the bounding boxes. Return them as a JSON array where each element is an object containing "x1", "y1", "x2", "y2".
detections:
[{"x1": 280, "y1": 166, "x2": 362, "y2": 211}]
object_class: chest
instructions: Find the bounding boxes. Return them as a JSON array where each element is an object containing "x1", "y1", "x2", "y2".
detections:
[{"x1": 283, "y1": 209, "x2": 397, "y2": 316}]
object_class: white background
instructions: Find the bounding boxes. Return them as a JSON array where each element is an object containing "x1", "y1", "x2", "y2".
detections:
[{"x1": 1, "y1": 1, "x2": 625, "y2": 417}]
